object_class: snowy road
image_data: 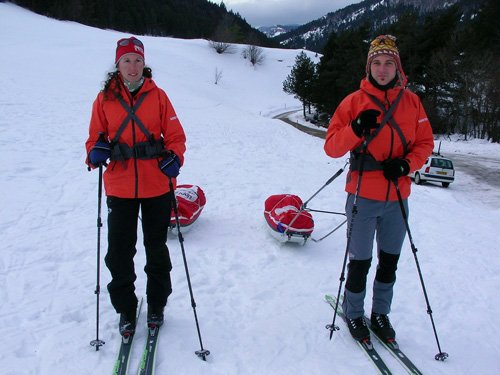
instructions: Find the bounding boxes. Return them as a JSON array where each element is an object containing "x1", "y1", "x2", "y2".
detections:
[
  {"x1": 450, "y1": 154, "x2": 500, "y2": 189},
  {"x1": 274, "y1": 111, "x2": 327, "y2": 139}
]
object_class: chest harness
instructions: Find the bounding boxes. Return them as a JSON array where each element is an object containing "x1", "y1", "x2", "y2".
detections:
[
  {"x1": 109, "y1": 92, "x2": 164, "y2": 162},
  {"x1": 349, "y1": 89, "x2": 408, "y2": 171}
]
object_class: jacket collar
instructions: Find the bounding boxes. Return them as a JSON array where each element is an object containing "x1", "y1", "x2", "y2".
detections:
[
  {"x1": 360, "y1": 78, "x2": 404, "y2": 103},
  {"x1": 117, "y1": 76, "x2": 156, "y2": 100}
]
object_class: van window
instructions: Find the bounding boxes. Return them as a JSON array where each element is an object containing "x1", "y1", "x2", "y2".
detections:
[{"x1": 431, "y1": 158, "x2": 453, "y2": 169}]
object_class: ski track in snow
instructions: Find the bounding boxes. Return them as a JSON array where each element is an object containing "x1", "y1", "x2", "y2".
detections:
[{"x1": 1, "y1": 3, "x2": 500, "y2": 375}]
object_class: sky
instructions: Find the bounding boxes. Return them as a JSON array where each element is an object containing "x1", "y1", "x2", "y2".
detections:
[
  {"x1": 1, "y1": 3, "x2": 500, "y2": 375},
  {"x1": 214, "y1": 0, "x2": 358, "y2": 27}
]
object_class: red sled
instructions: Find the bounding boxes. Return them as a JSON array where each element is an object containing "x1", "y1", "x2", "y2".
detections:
[
  {"x1": 169, "y1": 184, "x2": 206, "y2": 234},
  {"x1": 264, "y1": 194, "x2": 314, "y2": 244}
]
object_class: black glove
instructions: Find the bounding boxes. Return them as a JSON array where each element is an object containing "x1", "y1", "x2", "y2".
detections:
[
  {"x1": 351, "y1": 109, "x2": 381, "y2": 137},
  {"x1": 89, "y1": 141, "x2": 111, "y2": 166},
  {"x1": 383, "y1": 158, "x2": 410, "y2": 180},
  {"x1": 159, "y1": 153, "x2": 181, "y2": 178}
]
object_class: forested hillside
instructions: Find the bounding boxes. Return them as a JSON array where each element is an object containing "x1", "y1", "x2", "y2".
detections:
[
  {"x1": 274, "y1": 0, "x2": 484, "y2": 53},
  {"x1": 8, "y1": 0, "x2": 275, "y2": 46}
]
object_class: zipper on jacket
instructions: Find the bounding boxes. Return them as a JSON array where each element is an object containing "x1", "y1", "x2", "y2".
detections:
[
  {"x1": 127, "y1": 92, "x2": 140, "y2": 199},
  {"x1": 384, "y1": 90, "x2": 394, "y2": 201}
]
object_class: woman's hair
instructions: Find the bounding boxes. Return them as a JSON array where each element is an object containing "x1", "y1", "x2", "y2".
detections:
[{"x1": 102, "y1": 67, "x2": 152, "y2": 100}]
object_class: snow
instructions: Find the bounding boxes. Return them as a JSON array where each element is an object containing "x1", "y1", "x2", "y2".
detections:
[{"x1": 1, "y1": 3, "x2": 500, "y2": 374}]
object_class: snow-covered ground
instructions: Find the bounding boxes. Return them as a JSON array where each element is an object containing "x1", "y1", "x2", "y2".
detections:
[{"x1": 1, "y1": 3, "x2": 499, "y2": 374}]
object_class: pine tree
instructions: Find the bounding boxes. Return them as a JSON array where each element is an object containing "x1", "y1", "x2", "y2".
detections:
[{"x1": 283, "y1": 51, "x2": 317, "y2": 117}]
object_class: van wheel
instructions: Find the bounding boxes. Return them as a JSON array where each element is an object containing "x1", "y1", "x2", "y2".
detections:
[
  {"x1": 442, "y1": 182, "x2": 450, "y2": 188},
  {"x1": 414, "y1": 172, "x2": 422, "y2": 185}
]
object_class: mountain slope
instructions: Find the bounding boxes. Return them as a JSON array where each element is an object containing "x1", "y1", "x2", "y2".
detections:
[
  {"x1": 273, "y1": 0, "x2": 485, "y2": 52},
  {"x1": 259, "y1": 24, "x2": 299, "y2": 38}
]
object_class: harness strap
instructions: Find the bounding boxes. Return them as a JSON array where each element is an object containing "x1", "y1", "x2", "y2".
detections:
[
  {"x1": 350, "y1": 89, "x2": 406, "y2": 172},
  {"x1": 368, "y1": 90, "x2": 408, "y2": 156},
  {"x1": 112, "y1": 92, "x2": 150, "y2": 143},
  {"x1": 109, "y1": 91, "x2": 165, "y2": 162},
  {"x1": 354, "y1": 89, "x2": 405, "y2": 154}
]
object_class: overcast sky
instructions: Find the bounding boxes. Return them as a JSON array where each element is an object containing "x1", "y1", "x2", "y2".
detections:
[{"x1": 215, "y1": 0, "x2": 358, "y2": 27}]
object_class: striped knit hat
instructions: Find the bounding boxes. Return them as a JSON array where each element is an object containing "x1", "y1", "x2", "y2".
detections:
[{"x1": 366, "y1": 35, "x2": 406, "y2": 84}]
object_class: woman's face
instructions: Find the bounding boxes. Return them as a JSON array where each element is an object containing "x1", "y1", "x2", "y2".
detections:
[
  {"x1": 117, "y1": 53, "x2": 145, "y2": 83},
  {"x1": 370, "y1": 54, "x2": 397, "y2": 86}
]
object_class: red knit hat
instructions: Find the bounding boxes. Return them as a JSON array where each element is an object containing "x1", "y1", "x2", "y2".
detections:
[
  {"x1": 366, "y1": 35, "x2": 406, "y2": 84},
  {"x1": 115, "y1": 36, "x2": 145, "y2": 64}
]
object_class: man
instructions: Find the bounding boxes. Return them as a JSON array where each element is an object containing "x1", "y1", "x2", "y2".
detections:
[{"x1": 324, "y1": 35, "x2": 434, "y2": 342}]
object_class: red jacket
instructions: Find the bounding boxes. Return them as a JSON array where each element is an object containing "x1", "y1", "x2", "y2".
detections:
[
  {"x1": 324, "y1": 79, "x2": 434, "y2": 201},
  {"x1": 85, "y1": 77, "x2": 186, "y2": 198}
]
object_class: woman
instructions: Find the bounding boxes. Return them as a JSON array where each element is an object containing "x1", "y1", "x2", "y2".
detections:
[
  {"x1": 85, "y1": 36, "x2": 186, "y2": 336},
  {"x1": 324, "y1": 35, "x2": 434, "y2": 342}
]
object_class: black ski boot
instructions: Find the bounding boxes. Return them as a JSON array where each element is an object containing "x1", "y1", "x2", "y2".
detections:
[
  {"x1": 371, "y1": 313, "x2": 396, "y2": 342},
  {"x1": 119, "y1": 310, "x2": 137, "y2": 337},
  {"x1": 147, "y1": 305, "x2": 164, "y2": 328},
  {"x1": 346, "y1": 316, "x2": 370, "y2": 341}
]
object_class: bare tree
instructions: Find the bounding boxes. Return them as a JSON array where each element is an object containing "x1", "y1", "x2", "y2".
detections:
[
  {"x1": 453, "y1": 53, "x2": 500, "y2": 142},
  {"x1": 209, "y1": 40, "x2": 235, "y2": 54},
  {"x1": 242, "y1": 45, "x2": 265, "y2": 66}
]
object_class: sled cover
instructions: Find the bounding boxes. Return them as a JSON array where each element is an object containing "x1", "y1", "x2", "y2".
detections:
[
  {"x1": 170, "y1": 184, "x2": 206, "y2": 230},
  {"x1": 264, "y1": 194, "x2": 314, "y2": 236}
]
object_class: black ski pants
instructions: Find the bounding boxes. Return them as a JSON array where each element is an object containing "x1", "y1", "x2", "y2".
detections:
[{"x1": 105, "y1": 192, "x2": 173, "y2": 314}]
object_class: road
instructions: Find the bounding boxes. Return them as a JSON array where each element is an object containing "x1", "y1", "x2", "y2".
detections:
[
  {"x1": 275, "y1": 110, "x2": 500, "y2": 190},
  {"x1": 448, "y1": 154, "x2": 500, "y2": 190},
  {"x1": 274, "y1": 111, "x2": 326, "y2": 139}
]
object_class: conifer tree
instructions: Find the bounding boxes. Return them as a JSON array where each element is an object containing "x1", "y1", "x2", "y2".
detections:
[{"x1": 283, "y1": 51, "x2": 317, "y2": 117}]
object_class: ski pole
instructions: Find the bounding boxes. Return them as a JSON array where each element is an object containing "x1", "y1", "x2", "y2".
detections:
[
  {"x1": 392, "y1": 179, "x2": 448, "y2": 361},
  {"x1": 90, "y1": 163, "x2": 105, "y2": 351},
  {"x1": 168, "y1": 177, "x2": 210, "y2": 361},
  {"x1": 327, "y1": 141, "x2": 369, "y2": 339}
]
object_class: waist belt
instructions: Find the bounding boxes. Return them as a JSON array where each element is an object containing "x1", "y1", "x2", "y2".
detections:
[
  {"x1": 110, "y1": 138, "x2": 164, "y2": 161},
  {"x1": 349, "y1": 152, "x2": 383, "y2": 171}
]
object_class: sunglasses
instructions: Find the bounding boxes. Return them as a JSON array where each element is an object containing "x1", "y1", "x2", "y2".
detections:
[{"x1": 117, "y1": 37, "x2": 144, "y2": 47}]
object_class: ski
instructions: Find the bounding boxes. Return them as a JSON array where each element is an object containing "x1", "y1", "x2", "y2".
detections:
[
  {"x1": 365, "y1": 315, "x2": 423, "y2": 375},
  {"x1": 325, "y1": 294, "x2": 392, "y2": 375},
  {"x1": 137, "y1": 324, "x2": 161, "y2": 375},
  {"x1": 112, "y1": 297, "x2": 144, "y2": 375},
  {"x1": 325, "y1": 294, "x2": 423, "y2": 375}
]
